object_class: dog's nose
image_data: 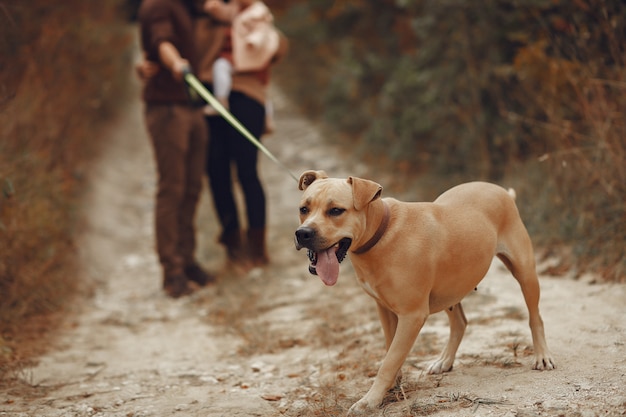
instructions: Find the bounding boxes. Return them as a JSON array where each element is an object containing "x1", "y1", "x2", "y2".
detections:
[{"x1": 295, "y1": 227, "x2": 315, "y2": 247}]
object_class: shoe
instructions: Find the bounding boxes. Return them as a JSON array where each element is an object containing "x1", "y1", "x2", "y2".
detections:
[
  {"x1": 220, "y1": 230, "x2": 246, "y2": 262},
  {"x1": 219, "y1": 230, "x2": 253, "y2": 273},
  {"x1": 163, "y1": 274, "x2": 193, "y2": 298},
  {"x1": 247, "y1": 228, "x2": 269, "y2": 267},
  {"x1": 184, "y1": 263, "x2": 216, "y2": 286}
]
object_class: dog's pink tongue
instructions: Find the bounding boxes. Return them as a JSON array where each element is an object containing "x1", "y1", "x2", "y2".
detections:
[{"x1": 317, "y1": 248, "x2": 339, "y2": 286}]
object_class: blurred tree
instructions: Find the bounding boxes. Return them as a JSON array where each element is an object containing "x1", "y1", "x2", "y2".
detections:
[{"x1": 274, "y1": 0, "x2": 625, "y2": 281}]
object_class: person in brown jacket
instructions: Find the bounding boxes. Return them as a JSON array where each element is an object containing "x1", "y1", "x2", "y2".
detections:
[{"x1": 138, "y1": 0, "x2": 215, "y2": 297}]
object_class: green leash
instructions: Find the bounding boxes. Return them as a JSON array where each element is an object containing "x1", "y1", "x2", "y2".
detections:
[{"x1": 184, "y1": 72, "x2": 299, "y2": 183}]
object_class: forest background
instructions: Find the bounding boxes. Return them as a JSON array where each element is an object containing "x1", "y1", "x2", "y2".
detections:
[{"x1": 0, "y1": 0, "x2": 624, "y2": 378}]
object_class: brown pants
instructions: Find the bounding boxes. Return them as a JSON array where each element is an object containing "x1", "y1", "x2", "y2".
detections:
[{"x1": 144, "y1": 103, "x2": 208, "y2": 277}]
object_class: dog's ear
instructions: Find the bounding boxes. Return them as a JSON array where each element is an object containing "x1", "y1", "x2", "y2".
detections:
[
  {"x1": 298, "y1": 170, "x2": 328, "y2": 190},
  {"x1": 348, "y1": 177, "x2": 382, "y2": 211}
]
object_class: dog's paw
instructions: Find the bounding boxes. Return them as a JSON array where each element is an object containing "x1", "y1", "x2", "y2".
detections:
[
  {"x1": 533, "y1": 355, "x2": 556, "y2": 371},
  {"x1": 427, "y1": 358, "x2": 454, "y2": 374},
  {"x1": 347, "y1": 400, "x2": 374, "y2": 417},
  {"x1": 347, "y1": 395, "x2": 382, "y2": 416}
]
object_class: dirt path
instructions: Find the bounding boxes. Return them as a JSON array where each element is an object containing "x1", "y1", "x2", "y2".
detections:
[{"x1": 2, "y1": 39, "x2": 626, "y2": 417}]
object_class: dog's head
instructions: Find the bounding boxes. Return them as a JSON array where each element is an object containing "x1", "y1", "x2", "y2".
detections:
[{"x1": 295, "y1": 170, "x2": 382, "y2": 286}]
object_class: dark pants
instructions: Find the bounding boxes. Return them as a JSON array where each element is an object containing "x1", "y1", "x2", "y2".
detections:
[
  {"x1": 145, "y1": 103, "x2": 208, "y2": 277},
  {"x1": 206, "y1": 91, "x2": 266, "y2": 240}
]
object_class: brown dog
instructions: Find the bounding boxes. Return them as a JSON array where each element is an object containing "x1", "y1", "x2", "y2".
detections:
[{"x1": 294, "y1": 170, "x2": 555, "y2": 415}]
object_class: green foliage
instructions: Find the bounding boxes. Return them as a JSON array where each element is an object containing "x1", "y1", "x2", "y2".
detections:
[{"x1": 274, "y1": 0, "x2": 625, "y2": 281}]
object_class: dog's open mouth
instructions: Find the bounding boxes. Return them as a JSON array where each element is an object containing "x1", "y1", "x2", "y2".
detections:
[{"x1": 307, "y1": 238, "x2": 351, "y2": 286}]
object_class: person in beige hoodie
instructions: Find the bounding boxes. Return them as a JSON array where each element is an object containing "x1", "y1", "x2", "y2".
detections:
[
  {"x1": 203, "y1": 0, "x2": 279, "y2": 132},
  {"x1": 137, "y1": 0, "x2": 216, "y2": 298}
]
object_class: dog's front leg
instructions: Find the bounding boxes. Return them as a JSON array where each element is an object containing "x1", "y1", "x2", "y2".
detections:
[
  {"x1": 376, "y1": 303, "x2": 402, "y2": 385},
  {"x1": 348, "y1": 312, "x2": 427, "y2": 416},
  {"x1": 376, "y1": 303, "x2": 399, "y2": 350}
]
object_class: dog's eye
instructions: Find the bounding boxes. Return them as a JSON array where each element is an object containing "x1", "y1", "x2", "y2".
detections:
[
  {"x1": 328, "y1": 208, "x2": 345, "y2": 217},
  {"x1": 299, "y1": 206, "x2": 309, "y2": 215}
]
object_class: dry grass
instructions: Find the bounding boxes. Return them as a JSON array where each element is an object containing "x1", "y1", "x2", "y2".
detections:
[
  {"x1": 504, "y1": 63, "x2": 626, "y2": 282},
  {"x1": 0, "y1": 0, "x2": 133, "y2": 380}
]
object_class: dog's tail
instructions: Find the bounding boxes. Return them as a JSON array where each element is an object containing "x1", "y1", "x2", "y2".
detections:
[{"x1": 507, "y1": 187, "x2": 517, "y2": 201}]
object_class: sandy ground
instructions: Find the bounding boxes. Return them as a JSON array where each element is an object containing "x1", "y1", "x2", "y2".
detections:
[{"x1": 1, "y1": 43, "x2": 626, "y2": 417}]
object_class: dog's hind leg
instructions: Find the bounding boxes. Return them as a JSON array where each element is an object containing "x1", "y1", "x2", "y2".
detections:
[
  {"x1": 427, "y1": 302, "x2": 467, "y2": 374},
  {"x1": 514, "y1": 269, "x2": 555, "y2": 370},
  {"x1": 497, "y1": 239, "x2": 555, "y2": 371}
]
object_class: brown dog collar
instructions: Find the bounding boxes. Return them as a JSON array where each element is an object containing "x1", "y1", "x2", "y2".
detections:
[{"x1": 353, "y1": 201, "x2": 390, "y2": 255}]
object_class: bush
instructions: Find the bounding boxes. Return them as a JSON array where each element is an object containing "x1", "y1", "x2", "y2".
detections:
[
  {"x1": 273, "y1": 0, "x2": 625, "y2": 281},
  {"x1": 0, "y1": 0, "x2": 134, "y2": 377}
]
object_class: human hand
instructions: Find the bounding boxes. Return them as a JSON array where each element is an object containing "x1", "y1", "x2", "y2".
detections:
[
  {"x1": 135, "y1": 59, "x2": 160, "y2": 82},
  {"x1": 204, "y1": 0, "x2": 222, "y2": 15},
  {"x1": 171, "y1": 59, "x2": 191, "y2": 82}
]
